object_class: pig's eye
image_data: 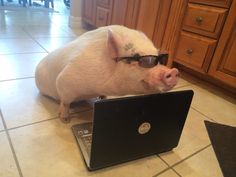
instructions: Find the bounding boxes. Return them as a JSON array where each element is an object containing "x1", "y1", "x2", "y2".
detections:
[{"x1": 122, "y1": 59, "x2": 132, "y2": 64}]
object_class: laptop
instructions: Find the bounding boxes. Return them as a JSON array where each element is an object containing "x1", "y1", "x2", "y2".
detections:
[{"x1": 72, "y1": 90, "x2": 194, "y2": 171}]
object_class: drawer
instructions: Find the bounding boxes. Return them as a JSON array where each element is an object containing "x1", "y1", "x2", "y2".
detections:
[
  {"x1": 175, "y1": 32, "x2": 217, "y2": 73},
  {"x1": 183, "y1": 4, "x2": 227, "y2": 38},
  {"x1": 96, "y1": 7, "x2": 110, "y2": 27},
  {"x1": 96, "y1": 0, "x2": 112, "y2": 9},
  {"x1": 189, "y1": 0, "x2": 232, "y2": 8}
]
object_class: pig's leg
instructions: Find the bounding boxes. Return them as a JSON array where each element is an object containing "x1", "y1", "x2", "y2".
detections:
[{"x1": 59, "y1": 101, "x2": 70, "y2": 123}]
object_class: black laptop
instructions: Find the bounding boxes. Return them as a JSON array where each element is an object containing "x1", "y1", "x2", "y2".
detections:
[{"x1": 72, "y1": 90, "x2": 194, "y2": 171}]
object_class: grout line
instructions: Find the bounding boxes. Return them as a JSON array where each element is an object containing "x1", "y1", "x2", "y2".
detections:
[
  {"x1": 21, "y1": 28, "x2": 50, "y2": 53},
  {"x1": 7, "y1": 109, "x2": 92, "y2": 131},
  {"x1": 160, "y1": 157, "x2": 182, "y2": 177},
  {"x1": 190, "y1": 106, "x2": 217, "y2": 123},
  {"x1": 0, "y1": 51, "x2": 47, "y2": 55},
  {"x1": 0, "y1": 76, "x2": 35, "y2": 82},
  {"x1": 170, "y1": 168, "x2": 182, "y2": 177},
  {"x1": 152, "y1": 167, "x2": 170, "y2": 177},
  {"x1": 0, "y1": 51, "x2": 47, "y2": 56},
  {"x1": 7, "y1": 116, "x2": 59, "y2": 131},
  {"x1": 0, "y1": 110, "x2": 24, "y2": 177},
  {"x1": 170, "y1": 144, "x2": 211, "y2": 167},
  {"x1": 154, "y1": 144, "x2": 211, "y2": 177},
  {"x1": 155, "y1": 155, "x2": 182, "y2": 177}
]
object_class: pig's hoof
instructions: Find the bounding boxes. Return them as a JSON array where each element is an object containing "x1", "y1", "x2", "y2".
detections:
[
  {"x1": 99, "y1": 95, "x2": 106, "y2": 99},
  {"x1": 60, "y1": 116, "x2": 71, "y2": 123}
]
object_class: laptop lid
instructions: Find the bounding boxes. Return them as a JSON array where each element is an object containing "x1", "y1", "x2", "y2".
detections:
[{"x1": 88, "y1": 90, "x2": 194, "y2": 170}]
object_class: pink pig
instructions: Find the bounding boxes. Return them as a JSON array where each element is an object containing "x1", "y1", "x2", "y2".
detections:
[{"x1": 35, "y1": 25, "x2": 179, "y2": 123}]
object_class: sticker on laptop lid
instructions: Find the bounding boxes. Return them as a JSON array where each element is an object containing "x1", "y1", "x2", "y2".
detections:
[{"x1": 138, "y1": 122, "x2": 151, "y2": 134}]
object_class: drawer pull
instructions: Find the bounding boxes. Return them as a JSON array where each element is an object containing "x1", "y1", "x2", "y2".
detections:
[
  {"x1": 196, "y1": 16, "x2": 203, "y2": 23},
  {"x1": 186, "y1": 48, "x2": 193, "y2": 55}
]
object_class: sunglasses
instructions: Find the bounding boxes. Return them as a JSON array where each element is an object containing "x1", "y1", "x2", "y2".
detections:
[{"x1": 115, "y1": 54, "x2": 168, "y2": 68}]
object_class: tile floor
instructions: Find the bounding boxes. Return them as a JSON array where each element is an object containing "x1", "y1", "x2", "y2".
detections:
[{"x1": 0, "y1": 1, "x2": 236, "y2": 177}]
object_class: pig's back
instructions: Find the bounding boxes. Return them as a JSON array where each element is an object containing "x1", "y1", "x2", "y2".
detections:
[{"x1": 35, "y1": 26, "x2": 112, "y2": 99}]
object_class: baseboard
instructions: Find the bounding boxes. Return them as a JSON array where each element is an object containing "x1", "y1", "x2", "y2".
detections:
[{"x1": 69, "y1": 16, "x2": 82, "y2": 28}]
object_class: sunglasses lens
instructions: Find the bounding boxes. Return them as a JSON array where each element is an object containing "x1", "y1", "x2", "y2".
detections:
[
  {"x1": 158, "y1": 54, "x2": 168, "y2": 65},
  {"x1": 139, "y1": 56, "x2": 157, "y2": 68}
]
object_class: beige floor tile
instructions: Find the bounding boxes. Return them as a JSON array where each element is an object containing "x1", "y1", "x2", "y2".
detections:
[
  {"x1": 0, "y1": 113, "x2": 4, "y2": 131},
  {"x1": 0, "y1": 53, "x2": 47, "y2": 81},
  {"x1": 0, "y1": 26, "x2": 30, "y2": 38},
  {"x1": 0, "y1": 78, "x2": 58, "y2": 128},
  {"x1": 178, "y1": 71, "x2": 201, "y2": 85},
  {"x1": 0, "y1": 12, "x2": 53, "y2": 26},
  {"x1": 59, "y1": 24, "x2": 87, "y2": 37},
  {"x1": 0, "y1": 78, "x2": 92, "y2": 128},
  {"x1": 174, "y1": 77, "x2": 192, "y2": 89},
  {"x1": 23, "y1": 25, "x2": 74, "y2": 37},
  {"x1": 35, "y1": 37, "x2": 76, "y2": 52},
  {"x1": 174, "y1": 146, "x2": 223, "y2": 177},
  {"x1": 50, "y1": 14, "x2": 70, "y2": 25},
  {"x1": 159, "y1": 108, "x2": 211, "y2": 166},
  {"x1": 0, "y1": 132, "x2": 20, "y2": 177},
  {"x1": 156, "y1": 169, "x2": 179, "y2": 177},
  {"x1": 0, "y1": 38, "x2": 45, "y2": 54},
  {"x1": 10, "y1": 111, "x2": 168, "y2": 177},
  {"x1": 0, "y1": 121, "x2": 3, "y2": 131},
  {"x1": 179, "y1": 84, "x2": 236, "y2": 126}
]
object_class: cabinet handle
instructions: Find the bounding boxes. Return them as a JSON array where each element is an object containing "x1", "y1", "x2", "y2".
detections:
[
  {"x1": 196, "y1": 16, "x2": 203, "y2": 23},
  {"x1": 186, "y1": 48, "x2": 193, "y2": 55}
]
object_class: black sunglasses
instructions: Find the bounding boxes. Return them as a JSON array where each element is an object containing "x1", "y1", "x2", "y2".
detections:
[{"x1": 115, "y1": 54, "x2": 168, "y2": 68}]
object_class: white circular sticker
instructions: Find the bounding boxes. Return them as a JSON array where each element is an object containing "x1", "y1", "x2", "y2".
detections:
[{"x1": 138, "y1": 122, "x2": 151, "y2": 134}]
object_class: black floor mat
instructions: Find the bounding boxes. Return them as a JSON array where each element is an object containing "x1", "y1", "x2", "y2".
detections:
[{"x1": 204, "y1": 120, "x2": 236, "y2": 177}]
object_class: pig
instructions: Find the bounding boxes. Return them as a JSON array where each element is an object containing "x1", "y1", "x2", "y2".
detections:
[{"x1": 35, "y1": 25, "x2": 179, "y2": 123}]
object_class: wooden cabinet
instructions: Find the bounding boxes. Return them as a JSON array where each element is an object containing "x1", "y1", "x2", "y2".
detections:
[
  {"x1": 173, "y1": 0, "x2": 236, "y2": 90},
  {"x1": 175, "y1": 32, "x2": 216, "y2": 73},
  {"x1": 183, "y1": 4, "x2": 227, "y2": 38},
  {"x1": 82, "y1": 0, "x2": 112, "y2": 27},
  {"x1": 82, "y1": 0, "x2": 95, "y2": 25},
  {"x1": 174, "y1": 1, "x2": 229, "y2": 73},
  {"x1": 110, "y1": 0, "x2": 129, "y2": 25},
  {"x1": 95, "y1": 6, "x2": 110, "y2": 27},
  {"x1": 208, "y1": 0, "x2": 236, "y2": 88},
  {"x1": 81, "y1": 0, "x2": 236, "y2": 90},
  {"x1": 95, "y1": 0, "x2": 113, "y2": 27},
  {"x1": 135, "y1": 0, "x2": 160, "y2": 40},
  {"x1": 189, "y1": 0, "x2": 232, "y2": 8},
  {"x1": 81, "y1": 0, "x2": 172, "y2": 50}
]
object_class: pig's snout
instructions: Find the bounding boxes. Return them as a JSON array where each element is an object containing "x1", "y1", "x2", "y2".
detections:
[{"x1": 162, "y1": 68, "x2": 179, "y2": 87}]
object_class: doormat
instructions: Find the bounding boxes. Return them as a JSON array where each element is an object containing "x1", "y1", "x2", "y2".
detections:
[{"x1": 204, "y1": 120, "x2": 236, "y2": 177}]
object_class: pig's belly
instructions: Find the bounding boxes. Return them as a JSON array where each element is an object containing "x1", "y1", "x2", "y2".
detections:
[{"x1": 35, "y1": 61, "x2": 60, "y2": 100}]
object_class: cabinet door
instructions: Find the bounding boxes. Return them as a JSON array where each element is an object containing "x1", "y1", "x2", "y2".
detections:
[
  {"x1": 82, "y1": 0, "x2": 95, "y2": 25},
  {"x1": 96, "y1": 7, "x2": 110, "y2": 27},
  {"x1": 208, "y1": 0, "x2": 236, "y2": 88},
  {"x1": 136, "y1": 0, "x2": 161, "y2": 39},
  {"x1": 111, "y1": 0, "x2": 128, "y2": 25}
]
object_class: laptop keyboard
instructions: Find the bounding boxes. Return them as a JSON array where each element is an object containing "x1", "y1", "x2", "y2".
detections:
[{"x1": 76, "y1": 124, "x2": 93, "y2": 154}]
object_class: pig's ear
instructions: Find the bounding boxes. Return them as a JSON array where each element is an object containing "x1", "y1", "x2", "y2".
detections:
[
  {"x1": 139, "y1": 31, "x2": 149, "y2": 40},
  {"x1": 107, "y1": 29, "x2": 122, "y2": 58}
]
